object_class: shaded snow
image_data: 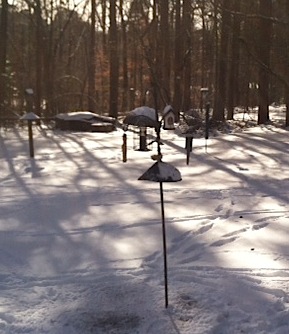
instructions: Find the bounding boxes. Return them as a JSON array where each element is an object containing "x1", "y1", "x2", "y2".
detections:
[
  {"x1": 131, "y1": 106, "x2": 157, "y2": 120},
  {"x1": 1, "y1": 114, "x2": 289, "y2": 333}
]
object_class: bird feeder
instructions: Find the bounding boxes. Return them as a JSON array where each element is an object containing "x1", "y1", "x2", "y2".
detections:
[
  {"x1": 139, "y1": 160, "x2": 181, "y2": 308},
  {"x1": 162, "y1": 105, "x2": 175, "y2": 130},
  {"x1": 20, "y1": 112, "x2": 40, "y2": 158}
]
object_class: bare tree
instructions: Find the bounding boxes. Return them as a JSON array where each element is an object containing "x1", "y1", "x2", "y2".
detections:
[
  {"x1": 160, "y1": 0, "x2": 170, "y2": 104},
  {"x1": 284, "y1": 0, "x2": 289, "y2": 126},
  {"x1": 227, "y1": 0, "x2": 241, "y2": 120},
  {"x1": 35, "y1": 0, "x2": 43, "y2": 115},
  {"x1": 257, "y1": 0, "x2": 272, "y2": 124},
  {"x1": 0, "y1": 0, "x2": 8, "y2": 116},
  {"x1": 173, "y1": 0, "x2": 182, "y2": 120},
  {"x1": 182, "y1": 0, "x2": 192, "y2": 112},
  {"x1": 108, "y1": 0, "x2": 119, "y2": 118},
  {"x1": 119, "y1": 0, "x2": 129, "y2": 112},
  {"x1": 88, "y1": 0, "x2": 96, "y2": 111},
  {"x1": 213, "y1": 0, "x2": 230, "y2": 122}
]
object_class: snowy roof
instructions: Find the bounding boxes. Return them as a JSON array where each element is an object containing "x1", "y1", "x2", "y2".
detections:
[
  {"x1": 55, "y1": 111, "x2": 98, "y2": 121},
  {"x1": 123, "y1": 106, "x2": 159, "y2": 128},
  {"x1": 130, "y1": 106, "x2": 157, "y2": 121},
  {"x1": 20, "y1": 112, "x2": 40, "y2": 120},
  {"x1": 138, "y1": 161, "x2": 182, "y2": 182},
  {"x1": 163, "y1": 105, "x2": 173, "y2": 115}
]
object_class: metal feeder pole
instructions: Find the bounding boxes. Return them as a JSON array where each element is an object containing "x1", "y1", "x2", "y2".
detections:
[
  {"x1": 153, "y1": 90, "x2": 169, "y2": 308},
  {"x1": 201, "y1": 88, "x2": 210, "y2": 152},
  {"x1": 28, "y1": 120, "x2": 34, "y2": 158},
  {"x1": 185, "y1": 136, "x2": 193, "y2": 165},
  {"x1": 20, "y1": 111, "x2": 39, "y2": 158},
  {"x1": 122, "y1": 133, "x2": 127, "y2": 162},
  {"x1": 205, "y1": 101, "x2": 210, "y2": 153},
  {"x1": 159, "y1": 181, "x2": 168, "y2": 308}
]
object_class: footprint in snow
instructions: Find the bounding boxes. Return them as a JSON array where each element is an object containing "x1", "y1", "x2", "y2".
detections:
[
  {"x1": 183, "y1": 242, "x2": 206, "y2": 254},
  {"x1": 223, "y1": 227, "x2": 248, "y2": 238},
  {"x1": 210, "y1": 236, "x2": 238, "y2": 247},
  {"x1": 252, "y1": 222, "x2": 269, "y2": 230},
  {"x1": 215, "y1": 204, "x2": 224, "y2": 212},
  {"x1": 171, "y1": 222, "x2": 214, "y2": 245},
  {"x1": 141, "y1": 251, "x2": 161, "y2": 267},
  {"x1": 224, "y1": 208, "x2": 234, "y2": 218},
  {"x1": 179, "y1": 253, "x2": 202, "y2": 264},
  {"x1": 195, "y1": 223, "x2": 214, "y2": 235}
]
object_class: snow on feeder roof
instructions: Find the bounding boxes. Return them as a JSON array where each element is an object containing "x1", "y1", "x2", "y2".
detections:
[
  {"x1": 20, "y1": 112, "x2": 40, "y2": 121},
  {"x1": 123, "y1": 106, "x2": 159, "y2": 128},
  {"x1": 55, "y1": 111, "x2": 99, "y2": 121},
  {"x1": 163, "y1": 105, "x2": 173, "y2": 115},
  {"x1": 138, "y1": 161, "x2": 182, "y2": 182}
]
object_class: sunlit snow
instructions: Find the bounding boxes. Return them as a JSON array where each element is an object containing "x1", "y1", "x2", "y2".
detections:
[{"x1": 1, "y1": 109, "x2": 289, "y2": 333}]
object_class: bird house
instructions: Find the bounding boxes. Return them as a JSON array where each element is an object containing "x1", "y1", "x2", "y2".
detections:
[{"x1": 163, "y1": 106, "x2": 175, "y2": 130}]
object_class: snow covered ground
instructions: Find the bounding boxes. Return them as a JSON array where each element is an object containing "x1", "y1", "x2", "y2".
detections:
[{"x1": 1, "y1": 114, "x2": 289, "y2": 333}]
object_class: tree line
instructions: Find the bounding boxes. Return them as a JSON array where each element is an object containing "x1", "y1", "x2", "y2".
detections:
[{"x1": 1, "y1": 0, "x2": 289, "y2": 125}]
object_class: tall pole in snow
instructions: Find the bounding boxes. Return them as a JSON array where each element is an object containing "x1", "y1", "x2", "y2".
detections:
[
  {"x1": 160, "y1": 181, "x2": 168, "y2": 307},
  {"x1": 153, "y1": 90, "x2": 169, "y2": 307},
  {"x1": 201, "y1": 88, "x2": 210, "y2": 152},
  {"x1": 205, "y1": 101, "x2": 210, "y2": 153},
  {"x1": 139, "y1": 81, "x2": 181, "y2": 309}
]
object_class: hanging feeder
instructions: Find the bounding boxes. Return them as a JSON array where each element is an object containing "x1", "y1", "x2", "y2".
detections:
[
  {"x1": 139, "y1": 160, "x2": 181, "y2": 308},
  {"x1": 162, "y1": 105, "x2": 175, "y2": 130}
]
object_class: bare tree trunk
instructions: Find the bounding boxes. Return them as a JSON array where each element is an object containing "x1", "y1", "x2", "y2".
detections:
[
  {"x1": 153, "y1": 0, "x2": 162, "y2": 109},
  {"x1": 109, "y1": 0, "x2": 119, "y2": 118},
  {"x1": 213, "y1": 0, "x2": 230, "y2": 122},
  {"x1": 35, "y1": 0, "x2": 43, "y2": 116},
  {"x1": 285, "y1": 0, "x2": 289, "y2": 127},
  {"x1": 227, "y1": 0, "x2": 241, "y2": 120},
  {"x1": 200, "y1": 0, "x2": 206, "y2": 90},
  {"x1": 258, "y1": 0, "x2": 272, "y2": 124},
  {"x1": 173, "y1": 0, "x2": 182, "y2": 120},
  {"x1": 119, "y1": 0, "x2": 128, "y2": 113},
  {"x1": 0, "y1": 0, "x2": 8, "y2": 116},
  {"x1": 182, "y1": 0, "x2": 192, "y2": 112},
  {"x1": 160, "y1": 0, "x2": 170, "y2": 104},
  {"x1": 88, "y1": 0, "x2": 96, "y2": 111}
]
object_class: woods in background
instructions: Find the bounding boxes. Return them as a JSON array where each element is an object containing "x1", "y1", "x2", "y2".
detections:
[{"x1": 1, "y1": 0, "x2": 289, "y2": 125}]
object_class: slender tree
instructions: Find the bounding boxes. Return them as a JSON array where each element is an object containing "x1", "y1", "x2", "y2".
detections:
[
  {"x1": 213, "y1": 0, "x2": 230, "y2": 122},
  {"x1": 160, "y1": 0, "x2": 170, "y2": 104},
  {"x1": 119, "y1": 0, "x2": 129, "y2": 112},
  {"x1": 35, "y1": 0, "x2": 43, "y2": 115},
  {"x1": 173, "y1": 0, "x2": 182, "y2": 120},
  {"x1": 182, "y1": 0, "x2": 192, "y2": 112},
  {"x1": 227, "y1": 0, "x2": 241, "y2": 120},
  {"x1": 88, "y1": 0, "x2": 96, "y2": 111},
  {"x1": 284, "y1": 0, "x2": 289, "y2": 126},
  {"x1": 257, "y1": 0, "x2": 272, "y2": 124},
  {"x1": 0, "y1": 0, "x2": 8, "y2": 116},
  {"x1": 108, "y1": 0, "x2": 119, "y2": 118}
]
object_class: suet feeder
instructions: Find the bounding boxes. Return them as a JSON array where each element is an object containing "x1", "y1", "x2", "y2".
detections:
[{"x1": 162, "y1": 105, "x2": 175, "y2": 130}]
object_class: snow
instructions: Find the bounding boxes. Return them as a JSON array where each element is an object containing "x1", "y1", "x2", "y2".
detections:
[
  {"x1": 55, "y1": 111, "x2": 100, "y2": 121},
  {"x1": 1, "y1": 114, "x2": 289, "y2": 333},
  {"x1": 139, "y1": 161, "x2": 182, "y2": 182},
  {"x1": 20, "y1": 112, "x2": 40, "y2": 121},
  {"x1": 163, "y1": 105, "x2": 173, "y2": 115},
  {"x1": 131, "y1": 106, "x2": 157, "y2": 120}
]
